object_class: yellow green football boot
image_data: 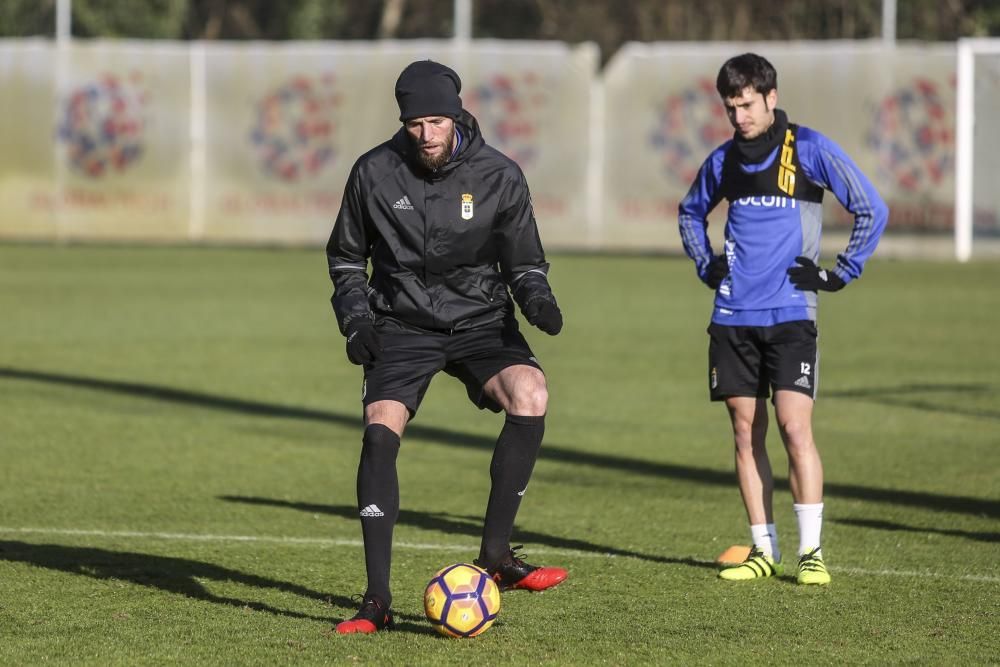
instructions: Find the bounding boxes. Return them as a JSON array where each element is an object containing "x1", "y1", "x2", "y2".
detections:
[
  {"x1": 796, "y1": 547, "x2": 831, "y2": 585},
  {"x1": 718, "y1": 546, "x2": 784, "y2": 581}
]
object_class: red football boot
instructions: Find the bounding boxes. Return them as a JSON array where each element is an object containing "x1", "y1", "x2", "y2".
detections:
[
  {"x1": 335, "y1": 595, "x2": 395, "y2": 634},
  {"x1": 476, "y1": 545, "x2": 568, "y2": 592}
]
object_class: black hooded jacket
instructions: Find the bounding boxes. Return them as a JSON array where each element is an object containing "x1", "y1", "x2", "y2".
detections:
[{"x1": 326, "y1": 110, "x2": 557, "y2": 334}]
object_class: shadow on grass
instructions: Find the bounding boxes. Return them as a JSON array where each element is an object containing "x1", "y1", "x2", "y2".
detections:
[
  {"x1": 218, "y1": 495, "x2": 714, "y2": 570},
  {"x1": 825, "y1": 383, "x2": 999, "y2": 421},
  {"x1": 2, "y1": 366, "x2": 997, "y2": 518},
  {"x1": 0, "y1": 539, "x2": 421, "y2": 627},
  {"x1": 831, "y1": 517, "x2": 1000, "y2": 543}
]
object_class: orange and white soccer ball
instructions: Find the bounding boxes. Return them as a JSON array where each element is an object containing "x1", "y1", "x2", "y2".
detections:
[{"x1": 423, "y1": 563, "x2": 500, "y2": 638}]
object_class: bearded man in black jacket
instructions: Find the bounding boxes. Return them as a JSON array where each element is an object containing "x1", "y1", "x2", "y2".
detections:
[{"x1": 327, "y1": 60, "x2": 567, "y2": 635}]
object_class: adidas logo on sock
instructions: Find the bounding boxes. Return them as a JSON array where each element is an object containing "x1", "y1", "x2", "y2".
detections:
[
  {"x1": 392, "y1": 195, "x2": 414, "y2": 210},
  {"x1": 794, "y1": 375, "x2": 812, "y2": 389},
  {"x1": 360, "y1": 504, "x2": 385, "y2": 517}
]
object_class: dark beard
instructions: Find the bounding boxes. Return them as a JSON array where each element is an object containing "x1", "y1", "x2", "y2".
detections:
[{"x1": 412, "y1": 127, "x2": 455, "y2": 171}]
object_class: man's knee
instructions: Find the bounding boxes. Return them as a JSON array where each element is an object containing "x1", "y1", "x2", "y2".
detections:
[
  {"x1": 726, "y1": 398, "x2": 766, "y2": 446},
  {"x1": 512, "y1": 380, "x2": 548, "y2": 416},
  {"x1": 493, "y1": 366, "x2": 548, "y2": 416},
  {"x1": 779, "y1": 417, "x2": 813, "y2": 451},
  {"x1": 364, "y1": 400, "x2": 409, "y2": 436},
  {"x1": 774, "y1": 392, "x2": 814, "y2": 450}
]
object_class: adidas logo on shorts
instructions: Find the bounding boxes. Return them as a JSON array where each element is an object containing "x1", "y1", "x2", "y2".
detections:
[
  {"x1": 360, "y1": 504, "x2": 385, "y2": 517},
  {"x1": 794, "y1": 375, "x2": 812, "y2": 389}
]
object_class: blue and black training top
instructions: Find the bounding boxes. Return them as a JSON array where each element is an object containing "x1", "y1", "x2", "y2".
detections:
[{"x1": 678, "y1": 120, "x2": 889, "y2": 327}]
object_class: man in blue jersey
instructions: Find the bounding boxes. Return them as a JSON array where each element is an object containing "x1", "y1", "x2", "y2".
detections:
[{"x1": 678, "y1": 53, "x2": 888, "y2": 585}]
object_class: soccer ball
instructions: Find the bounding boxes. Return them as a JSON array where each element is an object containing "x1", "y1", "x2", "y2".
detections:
[{"x1": 423, "y1": 563, "x2": 500, "y2": 638}]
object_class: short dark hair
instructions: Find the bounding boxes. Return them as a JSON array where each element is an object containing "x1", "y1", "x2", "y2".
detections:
[{"x1": 716, "y1": 53, "x2": 777, "y2": 99}]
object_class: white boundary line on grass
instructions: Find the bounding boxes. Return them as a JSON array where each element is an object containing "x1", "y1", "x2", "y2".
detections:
[
  {"x1": 0, "y1": 526, "x2": 452, "y2": 550},
  {"x1": 2, "y1": 526, "x2": 997, "y2": 584}
]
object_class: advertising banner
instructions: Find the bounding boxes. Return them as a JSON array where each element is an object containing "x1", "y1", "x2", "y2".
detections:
[{"x1": 603, "y1": 42, "x2": 957, "y2": 250}]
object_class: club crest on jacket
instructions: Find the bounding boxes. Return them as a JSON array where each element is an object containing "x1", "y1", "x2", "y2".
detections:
[{"x1": 461, "y1": 193, "x2": 474, "y2": 220}]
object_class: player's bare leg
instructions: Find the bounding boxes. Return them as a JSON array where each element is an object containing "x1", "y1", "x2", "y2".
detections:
[
  {"x1": 774, "y1": 390, "x2": 830, "y2": 584},
  {"x1": 725, "y1": 396, "x2": 773, "y2": 527},
  {"x1": 365, "y1": 399, "x2": 410, "y2": 436},
  {"x1": 773, "y1": 390, "x2": 822, "y2": 503},
  {"x1": 483, "y1": 364, "x2": 548, "y2": 416},
  {"x1": 718, "y1": 396, "x2": 783, "y2": 580}
]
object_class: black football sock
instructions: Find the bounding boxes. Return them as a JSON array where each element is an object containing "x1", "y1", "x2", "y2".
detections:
[
  {"x1": 479, "y1": 414, "x2": 545, "y2": 567},
  {"x1": 357, "y1": 423, "x2": 400, "y2": 606}
]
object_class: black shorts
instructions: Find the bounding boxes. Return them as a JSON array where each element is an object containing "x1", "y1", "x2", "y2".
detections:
[
  {"x1": 361, "y1": 319, "x2": 542, "y2": 417},
  {"x1": 707, "y1": 320, "x2": 818, "y2": 401}
]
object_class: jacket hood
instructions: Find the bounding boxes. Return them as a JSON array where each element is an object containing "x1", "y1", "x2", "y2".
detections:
[{"x1": 390, "y1": 109, "x2": 484, "y2": 176}]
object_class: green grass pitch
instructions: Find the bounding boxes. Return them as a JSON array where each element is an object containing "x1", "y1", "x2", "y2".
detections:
[{"x1": 0, "y1": 243, "x2": 997, "y2": 664}]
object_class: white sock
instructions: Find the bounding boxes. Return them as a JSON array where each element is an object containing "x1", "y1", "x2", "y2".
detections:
[
  {"x1": 750, "y1": 523, "x2": 781, "y2": 562},
  {"x1": 794, "y1": 502, "x2": 824, "y2": 556}
]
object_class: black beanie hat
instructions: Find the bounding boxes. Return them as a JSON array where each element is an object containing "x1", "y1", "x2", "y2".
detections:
[{"x1": 394, "y1": 60, "x2": 463, "y2": 121}]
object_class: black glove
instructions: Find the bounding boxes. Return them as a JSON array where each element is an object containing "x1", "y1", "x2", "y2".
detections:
[
  {"x1": 345, "y1": 320, "x2": 382, "y2": 365},
  {"x1": 523, "y1": 297, "x2": 563, "y2": 336},
  {"x1": 787, "y1": 256, "x2": 846, "y2": 292},
  {"x1": 704, "y1": 255, "x2": 729, "y2": 289}
]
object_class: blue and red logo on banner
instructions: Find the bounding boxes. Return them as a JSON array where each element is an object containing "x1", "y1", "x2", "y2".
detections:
[
  {"x1": 466, "y1": 71, "x2": 545, "y2": 167},
  {"x1": 649, "y1": 78, "x2": 732, "y2": 186},
  {"x1": 867, "y1": 78, "x2": 954, "y2": 193},
  {"x1": 57, "y1": 73, "x2": 148, "y2": 178},
  {"x1": 249, "y1": 74, "x2": 341, "y2": 182}
]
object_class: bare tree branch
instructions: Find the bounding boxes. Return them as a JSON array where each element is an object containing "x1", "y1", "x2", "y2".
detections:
[
  {"x1": 378, "y1": 0, "x2": 406, "y2": 39},
  {"x1": 201, "y1": 0, "x2": 226, "y2": 39},
  {"x1": 228, "y1": 2, "x2": 260, "y2": 39}
]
